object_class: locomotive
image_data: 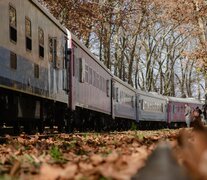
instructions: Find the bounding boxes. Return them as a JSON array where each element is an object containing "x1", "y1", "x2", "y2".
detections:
[{"x1": 0, "y1": 0, "x2": 203, "y2": 134}]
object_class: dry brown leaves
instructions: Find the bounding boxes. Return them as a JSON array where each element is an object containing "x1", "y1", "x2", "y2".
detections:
[
  {"x1": 0, "y1": 130, "x2": 179, "y2": 180},
  {"x1": 174, "y1": 127, "x2": 207, "y2": 180}
]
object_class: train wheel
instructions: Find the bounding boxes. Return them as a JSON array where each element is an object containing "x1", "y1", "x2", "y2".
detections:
[
  {"x1": 37, "y1": 119, "x2": 44, "y2": 133},
  {"x1": 64, "y1": 110, "x2": 72, "y2": 133},
  {"x1": 13, "y1": 119, "x2": 20, "y2": 135}
]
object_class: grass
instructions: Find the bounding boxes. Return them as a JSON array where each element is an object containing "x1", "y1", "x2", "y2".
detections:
[
  {"x1": 130, "y1": 122, "x2": 138, "y2": 131},
  {"x1": 133, "y1": 131, "x2": 145, "y2": 141},
  {"x1": 24, "y1": 154, "x2": 40, "y2": 168},
  {"x1": 49, "y1": 146, "x2": 63, "y2": 161}
]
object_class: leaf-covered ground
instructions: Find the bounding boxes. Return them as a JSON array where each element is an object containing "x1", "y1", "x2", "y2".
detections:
[
  {"x1": 174, "y1": 127, "x2": 207, "y2": 180},
  {"x1": 0, "y1": 129, "x2": 180, "y2": 180}
]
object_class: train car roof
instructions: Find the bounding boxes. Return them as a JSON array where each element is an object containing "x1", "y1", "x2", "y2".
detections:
[
  {"x1": 137, "y1": 90, "x2": 167, "y2": 100},
  {"x1": 30, "y1": 0, "x2": 67, "y2": 34},
  {"x1": 112, "y1": 76, "x2": 136, "y2": 92},
  {"x1": 167, "y1": 96, "x2": 203, "y2": 104},
  {"x1": 70, "y1": 33, "x2": 113, "y2": 76}
]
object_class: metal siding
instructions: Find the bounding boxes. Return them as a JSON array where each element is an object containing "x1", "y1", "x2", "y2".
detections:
[
  {"x1": 113, "y1": 79, "x2": 136, "y2": 120},
  {"x1": 137, "y1": 92, "x2": 168, "y2": 122},
  {"x1": 0, "y1": 0, "x2": 68, "y2": 104},
  {"x1": 72, "y1": 43, "x2": 112, "y2": 115},
  {"x1": 0, "y1": 46, "x2": 48, "y2": 95}
]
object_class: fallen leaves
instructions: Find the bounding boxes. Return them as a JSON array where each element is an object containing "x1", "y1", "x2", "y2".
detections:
[
  {"x1": 0, "y1": 129, "x2": 179, "y2": 179},
  {"x1": 174, "y1": 127, "x2": 207, "y2": 180}
]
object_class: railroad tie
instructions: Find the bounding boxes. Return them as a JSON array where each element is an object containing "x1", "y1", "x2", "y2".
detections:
[{"x1": 132, "y1": 143, "x2": 190, "y2": 180}]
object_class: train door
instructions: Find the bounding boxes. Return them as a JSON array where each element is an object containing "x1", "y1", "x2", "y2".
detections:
[
  {"x1": 63, "y1": 37, "x2": 70, "y2": 93},
  {"x1": 70, "y1": 43, "x2": 78, "y2": 110},
  {"x1": 111, "y1": 79, "x2": 115, "y2": 119},
  {"x1": 48, "y1": 37, "x2": 57, "y2": 94}
]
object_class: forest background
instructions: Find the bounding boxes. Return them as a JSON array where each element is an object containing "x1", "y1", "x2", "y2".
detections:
[{"x1": 39, "y1": 0, "x2": 207, "y2": 99}]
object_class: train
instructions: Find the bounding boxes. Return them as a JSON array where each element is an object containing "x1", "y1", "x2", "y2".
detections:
[{"x1": 0, "y1": 0, "x2": 203, "y2": 134}]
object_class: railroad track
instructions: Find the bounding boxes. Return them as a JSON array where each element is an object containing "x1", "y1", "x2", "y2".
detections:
[{"x1": 132, "y1": 143, "x2": 190, "y2": 180}]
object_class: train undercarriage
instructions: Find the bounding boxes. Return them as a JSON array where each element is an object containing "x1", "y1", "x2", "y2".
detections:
[
  {"x1": 0, "y1": 88, "x2": 67, "y2": 135},
  {"x1": 0, "y1": 88, "x2": 187, "y2": 135},
  {"x1": 0, "y1": 88, "x2": 136, "y2": 135}
]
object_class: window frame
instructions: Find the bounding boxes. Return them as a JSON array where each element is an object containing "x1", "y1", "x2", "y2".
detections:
[
  {"x1": 10, "y1": 51, "x2": 17, "y2": 70},
  {"x1": 38, "y1": 27, "x2": 44, "y2": 59},
  {"x1": 34, "y1": 64, "x2": 39, "y2": 79},
  {"x1": 106, "y1": 80, "x2": 110, "y2": 97},
  {"x1": 85, "y1": 64, "x2": 89, "y2": 83},
  {"x1": 9, "y1": 4, "x2": 17, "y2": 43},
  {"x1": 25, "y1": 17, "x2": 32, "y2": 51}
]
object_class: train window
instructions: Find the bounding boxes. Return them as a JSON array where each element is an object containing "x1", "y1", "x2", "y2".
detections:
[
  {"x1": 79, "y1": 58, "x2": 85, "y2": 83},
  {"x1": 112, "y1": 85, "x2": 116, "y2": 100},
  {"x1": 9, "y1": 5, "x2": 17, "y2": 43},
  {"x1": 116, "y1": 88, "x2": 119, "y2": 102},
  {"x1": 106, "y1": 80, "x2": 110, "y2": 97},
  {"x1": 10, "y1": 52, "x2": 17, "y2": 70},
  {"x1": 98, "y1": 75, "x2": 101, "y2": 89},
  {"x1": 49, "y1": 36, "x2": 57, "y2": 67},
  {"x1": 120, "y1": 91, "x2": 123, "y2": 101},
  {"x1": 139, "y1": 100, "x2": 144, "y2": 110},
  {"x1": 103, "y1": 78, "x2": 105, "y2": 92},
  {"x1": 100, "y1": 77, "x2": 102, "y2": 90},
  {"x1": 85, "y1": 65, "x2": 88, "y2": 83},
  {"x1": 38, "y1": 27, "x2": 44, "y2": 58},
  {"x1": 25, "y1": 17, "x2": 32, "y2": 51},
  {"x1": 89, "y1": 67, "x2": 92, "y2": 84},
  {"x1": 95, "y1": 74, "x2": 97, "y2": 88},
  {"x1": 34, "y1": 64, "x2": 39, "y2": 78},
  {"x1": 64, "y1": 38, "x2": 68, "y2": 69},
  {"x1": 102, "y1": 77, "x2": 105, "y2": 92},
  {"x1": 131, "y1": 96, "x2": 134, "y2": 107},
  {"x1": 93, "y1": 71, "x2": 96, "y2": 87},
  {"x1": 48, "y1": 37, "x2": 53, "y2": 62},
  {"x1": 99, "y1": 76, "x2": 101, "y2": 89},
  {"x1": 97, "y1": 74, "x2": 100, "y2": 89},
  {"x1": 96, "y1": 73, "x2": 98, "y2": 88},
  {"x1": 161, "y1": 104, "x2": 164, "y2": 112}
]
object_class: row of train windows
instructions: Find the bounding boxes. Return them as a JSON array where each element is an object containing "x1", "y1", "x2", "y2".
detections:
[
  {"x1": 85, "y1": 65, "x2": 107, "y2": 93},
  {"x1": 76, "y1": 58, "x2": 110, "y2": 97},
  {"x1": 10, "y1": 52, "x2": 39, "y2": 78},
  {"x1": 9, "y1": 5, "x2": 44, "y2": 58},
  {"x1": 114, "y1": 89, "x2": 134, "y2": 107},
  {"x1": 172, "y1": 106, "x2": 185, "y2": 113},
  {"x1": 9, "y1": 4, "x2": 59, "y2": 66},
  {"x1": 140, "y1": 100, "x2": 164, "y2": 113}
]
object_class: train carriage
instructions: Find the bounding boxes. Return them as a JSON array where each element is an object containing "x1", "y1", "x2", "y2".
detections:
[
  {"x1": 68, "y1": 34, "x2": 113, "y2": 131},
  {"x1": 112, "y1": 76, "x2": 137, "y2": 129},
  {"x1": 137, "y1": 91, "x2": 168, "y2": 128},
  {"x1": 167, "y1": 97, "x2": 203, "y2": 127},
  {"x1": 0, "y1": 0, "x2": 69, "y2": 133},
  {"x1": 0, "y1": 0, "x2": 205, "y2": 134}
]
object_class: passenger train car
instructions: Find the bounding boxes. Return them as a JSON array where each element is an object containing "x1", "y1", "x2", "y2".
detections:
[
  {"x1": 167, "y1": 97, "x2": 203, "y2": 127},
  {"x1": 0, "y1": 0, "x2": 69, "y2": 133},
  {"x1": 0, "y1": 0, "x2": 204, "y2": 134},
  {"x1": 137, "y1": 91, "x2": 168, "y2": 128},
  {"x1": 112, "y1": 76, "x2": 137, "y2": 130}
]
